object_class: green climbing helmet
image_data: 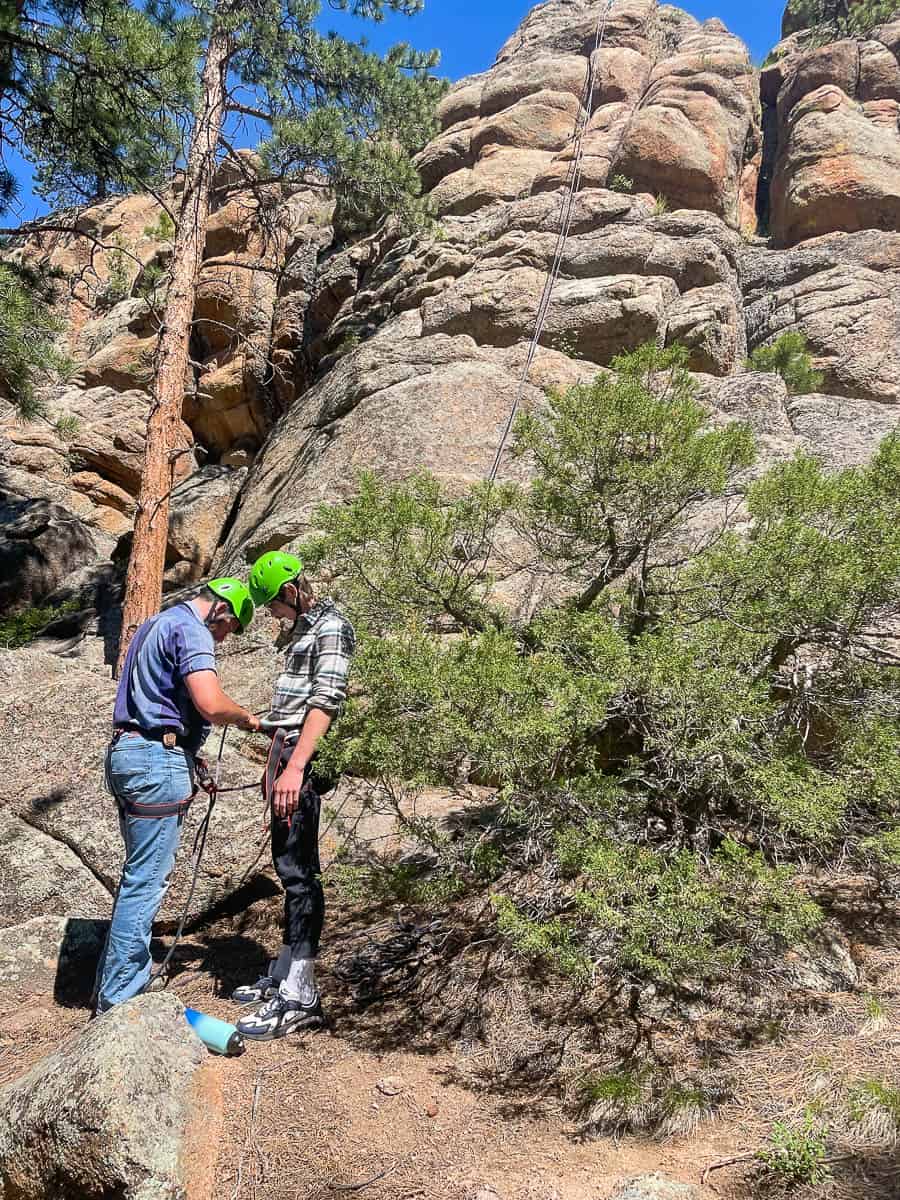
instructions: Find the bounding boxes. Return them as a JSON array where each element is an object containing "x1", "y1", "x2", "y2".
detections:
[
  {"x1": 248, "y1": 550, "x2": 304, "y2": 607},
  {"x1": 207, "y1": 577, "x2": 255, "y2": 633}
]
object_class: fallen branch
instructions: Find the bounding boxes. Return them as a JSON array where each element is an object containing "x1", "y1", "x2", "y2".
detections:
[
  {"x1": 700, "y1": 1152, "x2": 756, "y2": 1187},
  {"x1": 328, "y1": 1162, "x2": 399, "y2": 1193}
]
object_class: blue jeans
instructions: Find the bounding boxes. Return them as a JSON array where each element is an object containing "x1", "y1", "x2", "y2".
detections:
[{"x1": 95, "y1": 733, "x2": 195, "y2": 1011}]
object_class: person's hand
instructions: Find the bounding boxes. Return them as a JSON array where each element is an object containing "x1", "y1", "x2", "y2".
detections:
[
  {"x1": 240, "y1": 713, "x2": 263, "y2": 733},
  {"x1": 272, "y1": 763, "x2": 305, "y2": 822}
]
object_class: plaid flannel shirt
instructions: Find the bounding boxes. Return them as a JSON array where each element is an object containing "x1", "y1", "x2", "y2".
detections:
[{"x1": 262, "y1": 597, "x2": 356, "y2": 732}]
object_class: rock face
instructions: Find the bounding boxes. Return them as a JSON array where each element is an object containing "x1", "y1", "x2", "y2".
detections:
[
  {"x1": 2, "y1": 0, "x2": 899, "y2": 608},
  {"x1": 0, "y1": 641, "x2": 282, "y2": 926},
  {"x1": 425, "y1": 0, "x2": 758, "y2": 224},
  {"x1": 0, "y1": 810, "x2": 110, "y2": 928},
  {"x1": 0, "y1": 992, "x2": 208, "y2": 1200},
  {"x1": 0, "y1": 915, "x2": 106, "y2": 1005},
  {"x1": 740, "y1": 230, "x2": 900, "y2": 403},
  {"x1": 0, "y1": 496, "x2": 97, "y2": 612},
  {"x1": 0, "y1": 1, "x2": 897, "y2": 937},
  {"x1": 764, "y1": 21, "x2": 900, "y2": 246},
  {"x1": 166, "y1": 463, "x2": 247, "y2": 586},
  {"x1": 0, "y1": 160, "x2": 332, "y2": 610}
]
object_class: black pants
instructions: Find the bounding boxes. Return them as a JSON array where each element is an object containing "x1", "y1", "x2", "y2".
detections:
[{"x1": 266, "y1": 732, "x2": 324, "y2": 963}]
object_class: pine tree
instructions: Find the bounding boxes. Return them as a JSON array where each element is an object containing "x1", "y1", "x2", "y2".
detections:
[
  {"x1": 783, "y1": 0, "x2": 898, "y2": 41},
  {"x1": 116, "y1": 0, "x2": 443, "y2": 671},
  {"x1": 0, "y1": 263, "x2": 71, "y2": 417},
  {"x1": 0, "y1": 0, "x2": 197, "y2": 210}
]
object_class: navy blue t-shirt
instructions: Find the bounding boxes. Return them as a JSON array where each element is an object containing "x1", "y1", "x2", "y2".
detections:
[{"x1": 113, "y1": 603, "x2": 216, "y2": 749}]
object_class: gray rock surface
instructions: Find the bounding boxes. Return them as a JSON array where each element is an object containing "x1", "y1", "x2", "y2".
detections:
[
  {"x1": 166, "y1": 463, "x2": 247, "y2": 584},
  {"x1": 741, "y1": 232, "x2": 900, "y2": 405},
  {"x1": 0, "y1": 643, "x2": 277, "y2": 926},
  {"x1": 0, "y1": 810, "x2": 110, "y2": 929},
  {"x1": 0, "y1": 496, "x2": 97, "y2": 612},
  {"x1": 608, "y1": 1175, "x2": 701, "y2": 1200},
  {"x1": 783, "y1": 927, "x2": 860, "y2": 992},
  {"x1": 0, "y1": 992, "x2": 207, "y2": 1200},
  {"x1": 4, "y1": 0, "x2": 900, "y2": 601},
  {"x1": 767, "y1": 25, "x2": 900, "y2": 246}
]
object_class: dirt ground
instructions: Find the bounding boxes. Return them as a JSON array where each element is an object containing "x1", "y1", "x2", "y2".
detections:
[
  {"x1": 4, "y1": 871, "x2": 899, "y2": 1200},
  {"x1": 174, "y1": 921, "x2": 749, "y2": 1200}
]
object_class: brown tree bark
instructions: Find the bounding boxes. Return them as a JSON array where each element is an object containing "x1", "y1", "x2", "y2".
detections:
[{"x1": 115, "y1": 30, "x2": 231, "y2": 675}]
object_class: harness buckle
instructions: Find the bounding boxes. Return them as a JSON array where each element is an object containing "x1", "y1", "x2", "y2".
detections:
[{"x1": 163, "y1": 731, "x2": 177, "y2": 749}]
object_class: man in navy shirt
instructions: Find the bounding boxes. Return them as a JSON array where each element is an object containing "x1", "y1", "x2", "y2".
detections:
[{"x1": 95, "y1": 579, "x2": 261, "y2": 1012}]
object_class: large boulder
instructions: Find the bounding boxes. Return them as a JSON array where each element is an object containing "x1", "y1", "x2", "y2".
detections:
[
  {"x1": 611, "y1": 20, "x2": 759, "y2": 219},
  {"x1": 421, "y1": 265, "x2": 680, "y2": 361},
  {"x1": 0, "y1": 992, "x2": 212, "y2": 1200},
  {"x1": 166, "y1": 464, "x2": 248, "y2": 583},
  {"x1": 741, "y1": 231, "x2": 900, "y2": 404},
  {"x1": 76, "y1": 298, "x2": 159, "y2": 392},
  {"x1": 0, "y1": 915, "x2": 106, "y2": 1005},
  {"x1": 0, "y1": 643, "x2": 279, "y2": 926},
  {"x1": 216, "y1": 317, "x2": 593, "y2": 567},
  {"x1": 608, "y1": 1177, "x2": 701, "y2": 1200},
  {"x1": 0, "y1": 496, "x2": 97, "y2": 613},
  {"x1": 425, "y1": 0, "x2": 758, "y2": 225}
]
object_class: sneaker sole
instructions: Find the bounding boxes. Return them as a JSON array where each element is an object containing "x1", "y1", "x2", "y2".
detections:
[{"x1": 238, "y1": 1015, "x2": 325, "y2": 1041}]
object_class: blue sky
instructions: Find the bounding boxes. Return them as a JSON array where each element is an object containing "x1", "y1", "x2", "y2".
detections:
[{"x1": 5, "y1": 0, "x2": 785, "y2": 223}]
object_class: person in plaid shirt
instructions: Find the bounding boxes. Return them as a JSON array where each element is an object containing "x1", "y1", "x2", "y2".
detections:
[{"x1": 233, "y1": 551, "x2": 355, "y2": 1040}]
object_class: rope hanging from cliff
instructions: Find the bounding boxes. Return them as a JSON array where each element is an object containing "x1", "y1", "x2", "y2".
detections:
[{"x1": 484, "y1": 0, "x2": 616, "y2": 486}]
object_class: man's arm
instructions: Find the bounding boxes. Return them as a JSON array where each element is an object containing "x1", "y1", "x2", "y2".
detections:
[{"x1": 185, "y1": 670, "x2": 261, "y2": 731}]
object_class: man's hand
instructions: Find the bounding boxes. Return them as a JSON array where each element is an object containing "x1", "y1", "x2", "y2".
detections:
[
  {"x1": 272, "y1": 762, "x2": 305, "y2": 822},
  {"x1": 241, "y1": 713, "x2": 263, "y2": 733}
]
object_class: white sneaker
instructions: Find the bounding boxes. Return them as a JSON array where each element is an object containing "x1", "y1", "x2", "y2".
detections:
[{"x1": 236, "y1": 991, "x2": 324, "y2": 1040}]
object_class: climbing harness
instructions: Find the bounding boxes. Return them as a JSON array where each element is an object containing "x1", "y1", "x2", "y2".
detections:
[{"x1": 147, "y1": 725, "x2": 317, "y2": 990}]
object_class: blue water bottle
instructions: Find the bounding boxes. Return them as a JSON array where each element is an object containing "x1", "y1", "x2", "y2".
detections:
[{"x1": 184, "y1": 1006, "x2": 245, "y2": 1056}]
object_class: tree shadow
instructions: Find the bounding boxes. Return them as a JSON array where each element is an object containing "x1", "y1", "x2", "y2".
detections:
[
  {"x1": 829, "y1": 1144, "x2": 900, "y2": 1199},
  {"x1": 160, "y1": 931, "x2": 275, "y2": 1001}
]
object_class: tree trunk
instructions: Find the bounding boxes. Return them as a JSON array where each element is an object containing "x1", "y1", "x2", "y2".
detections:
[{"x1": 115, "y1": 30, "x2": 230, "y2": 674}]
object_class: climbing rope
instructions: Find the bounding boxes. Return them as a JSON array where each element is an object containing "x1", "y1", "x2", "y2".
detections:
[
  {"x1": 142, "y1": 13, "x2": 625, "y2": 982},
  {"x1": 485, "y1": 0, "x2": 616, "y2": 486},
  {"x1": 143, "y1": 726, "x2": 229, "y2": 991},
  {"x1": 332, "y1": 917, "x2": 450, "y2": 1005}
]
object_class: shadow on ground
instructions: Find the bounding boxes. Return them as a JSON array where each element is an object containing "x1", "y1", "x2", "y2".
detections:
[{"x1": 53, "y1": 916, "x2": 107, "y2": 1008}]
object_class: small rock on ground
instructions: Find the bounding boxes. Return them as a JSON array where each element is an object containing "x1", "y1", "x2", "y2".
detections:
[
  {"x1": 609, "y1": 1175, "x2": 701, "y2": 1200},
  {"x1": 376, "y1": 1074, "x2": 406, "y2": 1095}
]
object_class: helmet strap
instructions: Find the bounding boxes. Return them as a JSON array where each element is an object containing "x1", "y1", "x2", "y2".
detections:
[{"x1": 280, "y1": 581, "x2": 300, "y2": 620}]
